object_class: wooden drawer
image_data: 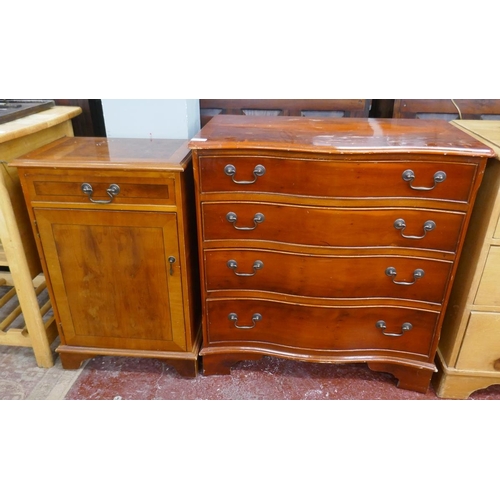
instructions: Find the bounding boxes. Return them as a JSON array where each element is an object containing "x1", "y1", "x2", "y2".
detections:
[
  {"x1": 202, "y1": 202, "x2": 465, "y2": 253},
  {"x1": 474, "y1": 246, "x2": 500, "y2": 306},
  {"x1": 455, "y1": 312, "x2": 500, "y2": 371},
  {"x1": 206, "y1": 299, "x2": 438, "y2": 357},
  {"x1": 199, "y1": 155, "x2": 476, "y2": 202},
  {"x1": 21, "y1": 170, "x2": 176, "y2": 206},
  {"x1": 494, "y1": 212, "x2": 500, "y2": 240},
  {"x1": 205, "y1": 249, "x2": 452, "y2": 304}
]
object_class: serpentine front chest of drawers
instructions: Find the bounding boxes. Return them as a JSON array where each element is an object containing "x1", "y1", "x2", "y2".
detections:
[{"x1": 189, "y1": 115, "x2": 494, "y2": 393}]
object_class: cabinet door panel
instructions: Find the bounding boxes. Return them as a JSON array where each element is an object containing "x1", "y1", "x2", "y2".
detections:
[{"x1": 35, "y1": 208, "x2": 186, "y2": 351}]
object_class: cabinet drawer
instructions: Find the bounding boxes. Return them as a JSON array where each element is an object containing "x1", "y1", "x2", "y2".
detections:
[
  {"x1": 474, "y1": 246, "x2": 500, "y2": 306},
  {"x1": 494, "y1": 212, "x2": 500, "y2": 240},
  {"x1": 199, "y1": 155, "x2": 475, "y2": 202},
  {"x1": 205, "y1": 249, "x2": 452, "y2": 304},
  {"x1": 21, "y1": 171, "x2": 176, "y2": 206},
  {"x1": 456, "y1": 312, "x2": 500, "y2": 372},
  {"x1": 206, "y1": 299, "x2": 438, "y2": 356},
  {"x1": 202, "y1": 202, "x2": 465, "y2": 253}
]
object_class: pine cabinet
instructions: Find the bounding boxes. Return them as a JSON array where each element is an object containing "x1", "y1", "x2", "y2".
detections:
[{"x1": 435, "y1": 120, "x2": 500, "y2": 398}]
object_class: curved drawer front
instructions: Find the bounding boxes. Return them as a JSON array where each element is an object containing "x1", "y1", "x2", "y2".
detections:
[
  {"x1": 202, "y1": 202, "x2": 465, "y2": 252},
  {"x1": 205, "y1": 249, "x2": 452, "y2": 303},
  {"x1": 199, "y1": 155, "x2": 475, "y2": 202},
  {"x1": 207, "y1": 299, "x2": 438, "y2": 356}
]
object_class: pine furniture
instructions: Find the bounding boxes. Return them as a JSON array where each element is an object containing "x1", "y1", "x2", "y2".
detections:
[
  {"x1": 13, "y1": 137, "x2": 201, "y2": 376},
  {"x1": 435, "y1": 120, "x2": 500, "y2": 398},
  {"x1": 0, "y1": 105, "x2": 81, "y2": 367},
  {"x1": 189, "y1": 115, "x2": 494, "y2": 393}
]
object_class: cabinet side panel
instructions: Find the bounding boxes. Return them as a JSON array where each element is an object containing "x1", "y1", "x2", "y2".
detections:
[{"x1": 439, "y1": 158, "x2": 500, "y2": 365}]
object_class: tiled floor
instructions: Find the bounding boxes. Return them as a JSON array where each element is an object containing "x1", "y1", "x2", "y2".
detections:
[{"x1": 1, "y1": 339, "x2": 500, "y2": 400}]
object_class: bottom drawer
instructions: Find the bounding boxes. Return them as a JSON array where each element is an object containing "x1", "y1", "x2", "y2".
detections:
[
  {"x1": 456, "y1": 311, "x2": 500, "y2": 372},
  {"x1": 206, "y1": 299, "x2": 438, "y2": 357}
]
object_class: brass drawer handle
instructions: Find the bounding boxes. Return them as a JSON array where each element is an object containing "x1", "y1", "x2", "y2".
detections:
[
  {"x1": 227, "y1": 259, "x2": 264, "y2": 276},
  {"x1": 81, "y1": 182, "x2": 120, "y2": 204},
  {"x1": 394, "y1": 218, "x2": 436, "y2": 239},
  {"x1": 376, "y1": 320, "x2": 413, "y2": 337},
  {"x1": 402, "y1": 169, "x2": 447, "y2": 191},
  {"x1": 224, "y1": 164, "x2": 266, "y2": 184},
  {"x1": 226, "y1": 211, "x2": 265, "y2": 231},
  {"x1": 228, "y1": 312, "x2": 262, "y2": 329},
  {"x1": 385, "y1": 266, "x2": 425, "y2": 285}
]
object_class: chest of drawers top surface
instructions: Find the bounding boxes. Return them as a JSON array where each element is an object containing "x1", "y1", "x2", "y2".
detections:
[
  {"x1": 10, "y1": 137, "x2": 191, "y2": 171},
  {"x1": 189, "y1": 115, "x2": 495, "y2": 157}
]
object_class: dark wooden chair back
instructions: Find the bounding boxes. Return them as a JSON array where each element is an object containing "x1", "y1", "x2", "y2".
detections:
[
  {"x1": 200, "y1": 99, "x2": 372, "y2": 127},
  {"x1": 393, "y1": 99, "x2": 500, "y2": 121}
]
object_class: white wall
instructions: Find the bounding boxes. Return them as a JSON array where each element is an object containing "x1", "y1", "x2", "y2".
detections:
[{"x1": 101, "y1": 99, "x2": 200, "y2": 139}]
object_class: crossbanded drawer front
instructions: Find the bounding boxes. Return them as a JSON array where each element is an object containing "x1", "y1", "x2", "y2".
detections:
[
  {"x1": 206, "y1": 299, "x2": 438, "y2": 356},
  {"x1": 202, "y1": 203, "x2": 465, "y2": 253},
  {"x1": 22, "y1": 172, "x2": 175, "y2": 206},
  {"x1": 199, "y1": 155, "x2": 475, "y2": 202},
  {"x1": 204, "y1": 249, "x2": 452, "y2": 303}
]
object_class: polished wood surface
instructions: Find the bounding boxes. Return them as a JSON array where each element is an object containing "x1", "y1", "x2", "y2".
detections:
[
  {"x1": 15, "y1": 136, "x2": 189, "y2": 169},
  {"x1": 435, "y1": 119, "x2": 500, "y2": 398},
  {"x1": 35, "y1": 209, "x2": 186, "y2": 351},
  {"x1": 201, "y1": 202, "x2": 466, "y2": 252},
  {"x1": 190, "y1": 115, "x2": 494, "y2": 393},
  {"x1": 22, "y1": 169, "x2": 177, "y2": 206},
  {"x1": 190, "y1": 115, "x2": 494, "y2": 156},
  {"x1": 0, "y1": 106, "x2": 81, "y2": 367},
  {"x1": 205, "y1": 249, "x2": 452, "y2": 304},
  {"x1": 206, "y1": 299, "x2": 439, "y2": 355},
  {"x1": 13, "y1": 138, "x2": 201, "y2": 376},
  {"x1": 198, "y1": 154, "x2": 478, "y2": 202}
]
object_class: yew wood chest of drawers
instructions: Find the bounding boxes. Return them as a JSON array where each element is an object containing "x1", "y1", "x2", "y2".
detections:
[
  {"x1": 189, "y1": 115, "x2": 494, "y2": 393},
  {"x1": 13, "y1": 138, "x2": 201, "y2": 376}
]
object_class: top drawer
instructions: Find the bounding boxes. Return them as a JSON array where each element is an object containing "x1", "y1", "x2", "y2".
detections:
[
  {"x1": 198, "y1": 155, "x2": 476, "y2": 203},
  {"x1": 20, "y1": 170, "x2": 176, "y2": 207}
]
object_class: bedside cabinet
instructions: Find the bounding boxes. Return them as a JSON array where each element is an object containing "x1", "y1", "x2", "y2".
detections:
[
  {"x1": 189, "y1": 115, "x2": 494, "y2": 393},
  {"x1": 12, "y1": 137, "x2": 201, "y2": 376},
  {"x1": 435, "y1": 120, "x2": 500, "y2": 398}
]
